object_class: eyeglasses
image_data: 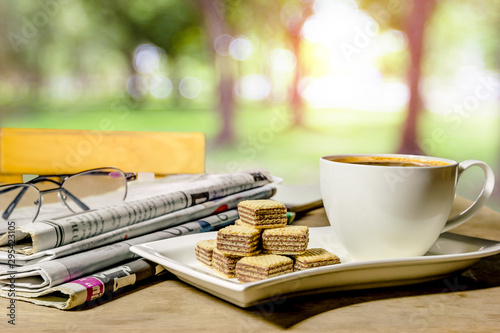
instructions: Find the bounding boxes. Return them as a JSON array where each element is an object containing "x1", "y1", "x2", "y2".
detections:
[{"x1": 0, "y1": 167, "x2": 136, "y2": 224}]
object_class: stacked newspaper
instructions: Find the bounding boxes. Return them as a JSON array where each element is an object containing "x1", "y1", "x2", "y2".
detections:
[{"x1": 0, "y1": 169, "x2": 279, "y2": 309}]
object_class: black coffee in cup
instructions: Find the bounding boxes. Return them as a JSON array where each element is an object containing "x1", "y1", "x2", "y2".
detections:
[{"x1": 329, "y1": 156, "x2": 450, "y2": 167}]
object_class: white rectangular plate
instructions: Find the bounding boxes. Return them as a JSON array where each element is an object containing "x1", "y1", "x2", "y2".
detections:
[{"x1": 130, "y1": 226, "x2": 500, "y2": 307}]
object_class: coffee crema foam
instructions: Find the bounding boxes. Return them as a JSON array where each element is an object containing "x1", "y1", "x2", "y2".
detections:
[{"x1": 329, "y1": 156, "x2": 451, "y2": 167}]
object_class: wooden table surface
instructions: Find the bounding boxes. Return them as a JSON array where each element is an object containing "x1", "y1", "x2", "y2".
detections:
[{"x1": 2, "y1": 197, "x2": 500, "y2": 333}]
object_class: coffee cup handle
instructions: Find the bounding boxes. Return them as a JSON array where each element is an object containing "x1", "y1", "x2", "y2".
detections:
[{"x1": 442, "y1": 160, "x2": 495, "y2": 233}]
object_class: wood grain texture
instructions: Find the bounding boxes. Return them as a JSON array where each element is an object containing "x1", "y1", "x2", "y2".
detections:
[{"x1": 2, "y1": 197, "x2": 500, "y2": 332}]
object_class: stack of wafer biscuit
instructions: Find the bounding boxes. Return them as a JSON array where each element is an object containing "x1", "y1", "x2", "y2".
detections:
[
  {"x1": 236, "y1": 254, "x2": 293, "y2": 282},
  {"x1": 262, "y1": 225, "x2": 309, "y2": 255},
  {"x1": 195, "y1": 239, "x2": 217, "y2": 267},
  {"x1": 217, "y1": 225, "x2": 261, "y2": 256},
  {"x1": 212, "y1": 249, "x2": 241, "y2": 278},
  {"x1": 237, "y1": 200, "x2": 287, "y2": 229},
  {"x1": 194, "y1": 199, "x2": 341, "y2": 282},
  {"x1": 293, "y1": 248, "x2": 341, "y2": 271}
]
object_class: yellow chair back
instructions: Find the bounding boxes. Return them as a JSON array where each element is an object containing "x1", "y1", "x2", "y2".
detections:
[{"x1": 0, "y1": 128, "x2": 206, "y2": 183}]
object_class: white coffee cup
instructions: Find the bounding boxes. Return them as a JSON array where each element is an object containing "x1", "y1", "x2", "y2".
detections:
[{"x1": 319, "y1": 154, "x2": 495, "y2": 261}]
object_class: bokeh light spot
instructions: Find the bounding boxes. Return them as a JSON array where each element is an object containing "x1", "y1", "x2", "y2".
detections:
[
  {"x1": 127, "y1": 75, "x2": 149, "y2": 99},
  {"x1": 179, "y1": 77, "x2": 201, "y2": 99},
  {"x1": 236, "y1": 74, "x2": 271, "y2": 100},
  {"x1": 150, "y1": 75, "x2": 172, "y2": 99},
  {"x1": 134, "y1": 43, "x2": 162, "y2": 74},
  {"x1": 380, "y1": 30, "x2": 408, "y2": 53},
  {"x1": 270, "y1": 48, "x2": 297, "y2": 73},
  {"x1": 280, "y1": 2, "x2": 303, "y2": 29},
  {"x1": 229, "y1": 36, "x2": 252, "y2": 60},
  {"x1": 214, "y1": 34, "x2": 232, "y2": 56}
]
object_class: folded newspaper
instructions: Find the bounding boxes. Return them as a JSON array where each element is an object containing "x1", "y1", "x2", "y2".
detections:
[
  {"x1": 0, "y1": 170, "x2": 280, "y2": 294},
  {"x1": 1, "y1": 210, "x2": 243, "y2": 309},
  {"x1": 0, "y1": 184, "x2": 275, "y2": 266},
  {"x1": 0, "y1": 169, "x2": 275, "y2": 255},
  {"x1": 0, "y1": 210, "x2": 242, "y2": 293},
  {"x1": 1, "y1": 258, "x2": 165, "y2": 310}
]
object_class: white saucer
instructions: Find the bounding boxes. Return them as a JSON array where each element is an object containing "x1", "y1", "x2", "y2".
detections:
[{"x1": 130, "y1": 226, "x2": 500, "y2": 307}]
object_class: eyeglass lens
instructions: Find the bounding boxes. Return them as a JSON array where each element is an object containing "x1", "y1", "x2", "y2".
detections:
[
  {"x1": 60, "y1": 168, "x2": 128, "y2": 213},
  {"x1": 1, "y1": 168, "x2": 128, "y2": 226},
  {"x1": 0, "y1": 184, "x2": 41, "y2": 225}
]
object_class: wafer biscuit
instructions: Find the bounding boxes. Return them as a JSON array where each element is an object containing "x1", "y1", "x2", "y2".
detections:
[
  {"x1": 234, "y1": 218, "x2": 268, "y2": 228},
  {"x1": 293, "y1": 248, "x2": 341, "y2": 271},
  {"x1": 217, "y1": 225, "x2": 261, "y2": 256},
  {"x1": 212, "y1": 249, "x2": 241, "y2": 278},
  {"x1": 262, "y1": 226, "x2": 309, "y2": 255},
  {"x1": 237, "y1": 200, "x2": 287, "y2": 229},
  {"x1": 195, "y1": 239, "x2": 217, "y2": 267},
  {"x1": 234, "y1": 219, "x2": 246, "y2": 227},
  {"x1": 236, "y1": 254, "x2": 293, "y2": 282}
]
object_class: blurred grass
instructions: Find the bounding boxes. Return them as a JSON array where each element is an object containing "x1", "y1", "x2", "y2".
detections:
[
  {"x1": 0, "y1": 102, "x2": 407, "y2": 183},
  {"x1": 2, "y1": 101, "x2": 499, "y2": 210}
]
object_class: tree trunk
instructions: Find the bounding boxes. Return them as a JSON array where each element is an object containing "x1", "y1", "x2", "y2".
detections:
[
  {"x1": 397, "y1": 0, "x2": 436, "y2": 155},
  {"x1": 216, "y1": 62, "x2": 235, "y2": 144},
  {"x1": 196, "y1": 0, "x2": 235, "y2": 144},
  {"x1": 492, "y1": 27, "x2": 500, "y2": 203},
  {"x1": 290, "y1": 30, "x2": 304, "y2": 127},
  {"x1": 287, "y1": 1, "x2": 312, "y2": 128}
]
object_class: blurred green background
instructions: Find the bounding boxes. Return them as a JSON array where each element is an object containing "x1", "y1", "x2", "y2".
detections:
[{"x1": 1, "y1": 0, "x2": 500, "y2": 210}]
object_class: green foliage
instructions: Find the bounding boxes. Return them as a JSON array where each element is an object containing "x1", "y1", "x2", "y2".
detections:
[
  {"x1": 426, "y1": 0, "x2": 500, "y2": 76},
  {"x1": 358, "y1": 0, "x2": 408, "y2": 30},
  {"x1": 1, "y1": 0, "x2": 499, "y2": 211}
]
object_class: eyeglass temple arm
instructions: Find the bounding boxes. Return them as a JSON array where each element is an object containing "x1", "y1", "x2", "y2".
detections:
[
  {"x1": 29, "y1": 177, "x2": 91, "y2": 211},
  {"x1": 55, "y1": 171, "x2": 133, "y2": 210},
  {"x1": 60, "y1": 188, "x2": 90, "y2": 211},
  {"x1": 81, "y1": 170, "x2": 136, "y2": 181},
  {"x1": 7, "y1": 178, "x2": 90, "y2": 216},
  {"x1": 2, "y1": 186, "x2": 29, "y2": 220},
  {"x1": 2, "y1": 169, "x2": 131, "y2": 220},
  {"x1": 4, "y1": 170, "x2": 133, "y2": 219},
  {"x1": 33, "y1": 171, "x2": 133, "y2": 212},
  {"x1": 60, "y1": 171, "x2": 134, "y2": 209},
  {"x1": 125, "y1": 172, "x2": 137, "y2": 181},
  {"x1": 0, "y1": 186, "x2": 21, "y2": 195},
  {"x1": 0, "y1": 186, "x2": 81, "y2": 222},
  {"x1": 30, "y1": 170, "x2": 137, "y2": 182}
]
